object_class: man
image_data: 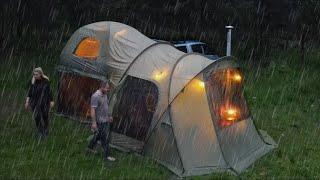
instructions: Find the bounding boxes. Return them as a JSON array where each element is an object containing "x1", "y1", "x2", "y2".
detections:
[{"x1": 87, "y1": 81, "x2": 115, "y2": 162}]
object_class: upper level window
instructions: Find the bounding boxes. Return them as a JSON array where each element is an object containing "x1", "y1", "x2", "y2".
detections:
[{"x1": 74, "y1": 37, "x2": 100, "y2": 60}]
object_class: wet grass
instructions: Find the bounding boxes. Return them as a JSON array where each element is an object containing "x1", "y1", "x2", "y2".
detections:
[
  {"x1": 0, "y1": 49, "x2": 319, "y2": 179},
  {"x1": 0, "y1": 52, "x2": 171, "y2": 179},
  {"x1": 0, "y1": 110, "x2": 170, "y2": 179},
  {"x1": 239, "y1": 49, "x2": 320, "y2": 179}
]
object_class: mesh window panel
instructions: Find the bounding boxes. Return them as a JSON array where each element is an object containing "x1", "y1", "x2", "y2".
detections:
[
  {"x1": 112, "y1": 76, "x2": 159, "y2": 141},
  {"x1": 206, "y1": 68, "x2": 250, "y2": 128}
]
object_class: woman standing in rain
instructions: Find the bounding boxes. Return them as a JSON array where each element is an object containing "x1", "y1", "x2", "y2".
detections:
[{"x1": 25, "y1": 67, "x2": 54, "y2": 138}]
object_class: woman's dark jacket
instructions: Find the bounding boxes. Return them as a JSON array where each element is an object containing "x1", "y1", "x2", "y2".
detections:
[{"x1": 27, "y1": 79, "x2": 53, "y2": 108}]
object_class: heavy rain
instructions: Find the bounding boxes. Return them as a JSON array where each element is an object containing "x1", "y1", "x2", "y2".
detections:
[{"x1": 0, "y1": 0, "x2": 320, "y2": 179}]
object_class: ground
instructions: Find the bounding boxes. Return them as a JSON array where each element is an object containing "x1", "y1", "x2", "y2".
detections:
[{"x1": 0, "y1": 49, "x2": 319, "y2": 179}]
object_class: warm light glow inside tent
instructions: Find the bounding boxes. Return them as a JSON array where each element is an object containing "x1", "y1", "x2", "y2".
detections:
[
  {"x1": 153, "y1": 70, "x2": 167, "y2": 81},
  {"x1": 206, "y1": 68, "x2": 249, "y2": 127},
  {"x1": 74, "y1": 37, "x2": 100, "y2": 60}
]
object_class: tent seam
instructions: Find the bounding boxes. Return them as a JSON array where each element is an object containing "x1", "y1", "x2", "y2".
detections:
[{"x1": 168, "y1": 105, "x2": 186, "y2": 174}]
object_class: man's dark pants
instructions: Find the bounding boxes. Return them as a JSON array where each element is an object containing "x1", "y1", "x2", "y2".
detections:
[{"x1": 88, "y1": 122, "x2": 111, "y2": 158}]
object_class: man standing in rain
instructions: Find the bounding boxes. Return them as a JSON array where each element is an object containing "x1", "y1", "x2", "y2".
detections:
[{"x1": 87, "y1": 80, "x2": 116, "y2": 162}]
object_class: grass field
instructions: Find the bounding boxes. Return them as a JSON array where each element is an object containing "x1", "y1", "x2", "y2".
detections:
[{"x1": 0, "y1": 49, "x2": 319, "y2": 179}]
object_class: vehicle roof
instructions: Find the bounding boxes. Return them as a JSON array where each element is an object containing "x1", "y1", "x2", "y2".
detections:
[
  {"x1": 152, "y1": 39, "x2": 170, "y2": 43},
  {"x1": 173, "y1": 41, "x2": 206, "y2": 46}
]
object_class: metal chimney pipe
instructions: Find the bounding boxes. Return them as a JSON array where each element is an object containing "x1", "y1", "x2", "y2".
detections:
[{"x1": 225, "y1": 26, "x2": 234, "y2": 56}]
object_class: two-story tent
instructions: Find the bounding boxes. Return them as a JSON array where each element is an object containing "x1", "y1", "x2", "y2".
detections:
[{"x1": 56, "y1": 21, "x2": 276, "y2": 177}]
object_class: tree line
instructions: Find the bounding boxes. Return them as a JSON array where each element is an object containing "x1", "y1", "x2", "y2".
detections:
[{"x1": 1, "y1": 0, "x2": 319, "y2": 63}]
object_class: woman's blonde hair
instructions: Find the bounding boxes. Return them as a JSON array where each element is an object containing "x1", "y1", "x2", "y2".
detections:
[{"x1": 32, "y1": 67, "x2": 49, "y2": 84}]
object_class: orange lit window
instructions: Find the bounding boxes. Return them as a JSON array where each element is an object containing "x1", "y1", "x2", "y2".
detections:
[
  {"x1": 74, "y1": 38, "x2": 100, "y2": 60},
  {"x1": 206, "y1": 68, "x2": 250, "y2": 127}
]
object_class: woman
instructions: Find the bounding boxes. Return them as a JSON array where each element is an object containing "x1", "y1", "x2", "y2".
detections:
[{"x1": 25, "y1": 67, "x2": 54, "y2": 138}]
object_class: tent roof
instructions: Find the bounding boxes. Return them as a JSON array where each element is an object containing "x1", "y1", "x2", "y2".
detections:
[
  {"x1": 83, "y1": 21, "x2": 109, "y2": 31},
  {"x1": 59, "y1": 21, "x2": 156, "y2": 83}
]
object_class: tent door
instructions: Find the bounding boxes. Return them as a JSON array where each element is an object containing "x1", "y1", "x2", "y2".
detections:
[
  {"x1": 112, "y1": 76, "x2": 158, "y2": 145},
  {"x1": 57, "y1": 72, "x2": 100, "y2": 120}
]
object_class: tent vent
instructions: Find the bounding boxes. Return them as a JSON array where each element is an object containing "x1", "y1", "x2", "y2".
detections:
[{"x1": 225, "y1": 26, "x2": 234, "y2": 56}]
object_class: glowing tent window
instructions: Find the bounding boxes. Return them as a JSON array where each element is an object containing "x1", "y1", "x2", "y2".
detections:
[
  {"x1": 74, "y1": 38, "x2": 100, "y2": 60},
  {"x1": 206, "y1": 68, "x2": 250, "y2": 127}
]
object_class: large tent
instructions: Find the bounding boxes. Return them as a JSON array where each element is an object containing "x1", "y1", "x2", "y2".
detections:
[{"x1": 56, "y1": 21, "x2": 276, "y2": 177}]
